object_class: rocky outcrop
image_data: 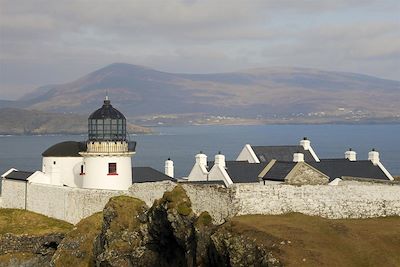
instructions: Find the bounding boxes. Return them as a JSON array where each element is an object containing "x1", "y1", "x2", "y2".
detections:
[
  {"x1": 210, "y1": 223, "x2": 282, "y2": 267},
  {"x1": 91, "y1": 185, "x2": 282, "y2": 267},
  {"x1": 0, "y1": 233, "x2": 65, "y2": 267}
]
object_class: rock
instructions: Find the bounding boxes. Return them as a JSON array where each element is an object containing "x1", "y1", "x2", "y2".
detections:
[
  {"x1": 51, "y1": 212, "x2": 103, "y2": 267},
  {"x1": 94, "y1": 195, "x2": 152, "y2": 267},
  {"x1": 0, "y1": 233, "x2": 65, "y2": 267}
]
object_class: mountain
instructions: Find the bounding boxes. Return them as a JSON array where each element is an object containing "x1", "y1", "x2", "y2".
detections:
[
  {"x1": 0, "y1": 108, "x2": 151, "y2": 135},
  {"x1": 12, "y1": 63, "x2": 400, "y2": 123}
]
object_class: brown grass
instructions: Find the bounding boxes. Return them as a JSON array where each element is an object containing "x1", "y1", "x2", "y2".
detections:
[
  {"x1": 0, "y1": 209, "x2": 72, "y2": 236},
  {"x1": 230, "y1": 213, "x2": 400, "y2": 267}
]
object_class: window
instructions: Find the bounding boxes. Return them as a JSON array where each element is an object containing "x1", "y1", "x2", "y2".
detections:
[
  {"x1": 108, "y1": 163, "x2": 117, "y2": 175},
  {"x1": 80, "y1": 165, "x2": 85, "y2": 175}
]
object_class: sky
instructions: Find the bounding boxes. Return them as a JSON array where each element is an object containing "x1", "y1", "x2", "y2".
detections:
[{"x1": 0, "y1": 0, "x2": 399, "y2": 100}]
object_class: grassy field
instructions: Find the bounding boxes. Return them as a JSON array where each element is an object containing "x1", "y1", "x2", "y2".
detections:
[
  {"x1": 0, "y1": 209, "x2": 72, "y2": 235},
  {"x1": 229, "y1": 213, "x2": 400, "y2": 267}
]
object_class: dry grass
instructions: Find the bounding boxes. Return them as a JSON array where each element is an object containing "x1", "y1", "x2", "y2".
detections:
[
  {"x1": 393, "y1": 176, "x2": 400, "y2": 181},
  {"x1": 230, "y1": 213, "x2": 400, "y2": 267},
  {"x1": 0, "y1": 209, "x2": 72, "y2": 236}
]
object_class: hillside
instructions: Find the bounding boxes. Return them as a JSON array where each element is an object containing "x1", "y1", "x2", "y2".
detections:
[
  {"x1": 0, "y1": 108, "x2": 151, "y2": 135},
  {"x1": 6, "y1": 63, "x2": 400, "y2": 124}
]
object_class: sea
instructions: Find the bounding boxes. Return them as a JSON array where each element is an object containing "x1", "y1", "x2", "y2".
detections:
[{"x1": 0, "y1": 124, "x2": 399, "y2": 178}]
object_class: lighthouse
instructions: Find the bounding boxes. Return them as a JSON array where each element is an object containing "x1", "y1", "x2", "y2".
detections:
[{"x1": 80, "y1": 96, "x2": 135, "y2": 190}]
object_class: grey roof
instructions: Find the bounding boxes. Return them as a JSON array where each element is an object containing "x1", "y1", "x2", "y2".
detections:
[
  {"x1": 224, "y1": 161, "x2": 268, "y2": 183},
  {"x1": 42, "y1": 141, "x2": 86, "y2": 157},
  {"x1": 132, "y1": 167, "x2": 173, "y2": 183},
  {"x1": 252, "y1": 145, "x2": 315, "y2": 162},
  {"x1": 262, "y1": 162, "x2": 297, "y2": 181},
  {"x1": 4, "y1": 170, "x2": 34, "y2": 181},
  {"x1": 308, "y1": 159, "x2": 390, "y2": 181}
]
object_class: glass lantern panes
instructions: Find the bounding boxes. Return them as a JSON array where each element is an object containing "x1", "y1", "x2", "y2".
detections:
[{"x1": 88, "y1": 117, "x2": 126, "y2": 141}]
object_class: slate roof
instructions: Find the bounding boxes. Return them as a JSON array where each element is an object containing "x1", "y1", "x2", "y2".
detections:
[
  {"x1": 262, "y1": 162, "x2": 297, "y2": 181},
  {"x1": 224, "y1": 161, "x2": 268, "y2": 183},
  {"x1": 42, "y1": 141, "x2": 86, "y2": 157},
  {"x1": 4, "y1": 170, "x2": 34, "y2": 181},
  {"x1": 308, "y1": 159, "x2": 389, "y2": 181},
  {"x1": 132, "y1": 167, "x2": 173, "y2": 183},
  {"x1": 252, "y1": 145, "x2": 316, "y2": 162}
]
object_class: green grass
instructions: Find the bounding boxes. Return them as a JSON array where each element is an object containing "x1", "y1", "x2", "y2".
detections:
[
  {"x1": 227, "y1": 213, "x2": 400, "y2": 267},
  {"x1": 0, "y1": 209, "x2": 73, "y2": 236}
]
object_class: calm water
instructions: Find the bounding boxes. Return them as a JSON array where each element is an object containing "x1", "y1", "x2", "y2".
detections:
[{"x1": 0, "y1": 124, "x2": 399, "y2": 177}]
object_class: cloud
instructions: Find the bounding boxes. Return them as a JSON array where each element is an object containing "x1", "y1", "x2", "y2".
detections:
[{"x1": 0, "y1": 0, "x2": 399, "y2": 99}]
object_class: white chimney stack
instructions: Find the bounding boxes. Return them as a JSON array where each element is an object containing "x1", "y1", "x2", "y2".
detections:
[
  {"x1": 215, "y1": 152, "x2": 226, "y2": 167},
  {"x1": 300, "y1": 137, "x2": 311, "y2": 150},
  {"x1": 165, "y1": 158, "x2": 174, "y2": 178},
  {"x1": 345, "y1": 148, "x2": 357, "y2": 161},
  {"x1": 368, "y1": 149, "x2": 380, "y2": 165},
  {"x1": 195, "y1": 152, "x2": 207, "y2": 168},
  {"x1": 293, "y1": 152, "x2": 304, "y2": 162}
]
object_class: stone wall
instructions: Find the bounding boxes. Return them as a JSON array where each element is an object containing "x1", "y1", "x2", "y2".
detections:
[
  {"x1": 1, "y1": 180, "x2": 26, "y2": 209},
  {"x1": 1, "y1": 180, "x2": 400, "y2": 225},
  {"x1": 231, "y1": 183, "x2": 400, "y2": 219},
  {"x1": 25, "y1": 183, "x2": 125, "y2": 224},
  {"x1": 285, "y1": 163, "x2": 329, "y2": 185}
]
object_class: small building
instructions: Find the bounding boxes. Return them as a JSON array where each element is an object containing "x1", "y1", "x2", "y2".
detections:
[{"x1": 186, "y1": 140, "x2": 394, "y2": 187}]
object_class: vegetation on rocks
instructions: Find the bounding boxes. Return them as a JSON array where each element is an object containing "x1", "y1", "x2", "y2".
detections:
[{"x1": 51, "y1": 212, "x2": 103, "y2": 267}]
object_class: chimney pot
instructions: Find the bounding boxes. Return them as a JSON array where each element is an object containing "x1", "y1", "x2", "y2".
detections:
[
  {"x1": 300, "y1": 138, "x2": 311, "y2": 150},
  {"x1": 293, "y1": 152, "x2": 304, "y2": 162},
  {"x1": 165, "y1": 158, "x2": 174, "y2": 178},
  {"x1": 368, "y1": 149, "x2": 380, "y2": 165},
  {"x1": 215, "y1": 153, "x2": 226, "y2": 167},
  {"x1": 195, "y1": 152, "x2": 207, "y2": 167},
  {"x1": 345, "y1": 149, "x2": 357, "y2": 161}
]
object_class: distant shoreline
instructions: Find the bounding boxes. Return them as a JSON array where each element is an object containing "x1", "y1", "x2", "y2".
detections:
[{"x1": 1, "y1": 121, "x2": 399, "y2": 136}]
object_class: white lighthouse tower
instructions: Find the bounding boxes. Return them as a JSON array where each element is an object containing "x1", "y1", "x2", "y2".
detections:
[{"x1": 80, "y1": 96, "x2": 135, "y2": 190}]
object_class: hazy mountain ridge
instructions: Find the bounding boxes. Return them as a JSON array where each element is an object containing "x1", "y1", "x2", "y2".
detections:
[{"x1": 7, "y1": 63, "x2": 400, "y2": 123}]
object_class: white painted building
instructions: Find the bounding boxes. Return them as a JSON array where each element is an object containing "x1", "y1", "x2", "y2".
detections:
[{"x1": 29, "y1": 97, "x2": 137, "y2": 190}]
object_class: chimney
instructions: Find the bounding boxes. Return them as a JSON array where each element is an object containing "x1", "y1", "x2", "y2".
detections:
[
  {"x1": 368, "y1": 148, "x2": 380, "y2": 165},
  {"x1": 215, "y1": 152, "x2": 226, "y2": 167},
  {"x1": 293, "y1": 152, "x2": 304, "y2": 162},
  {"x1": 165, "y1": 158, "x2": 174, "y2": 178},
  {"x1": 345, "y1": 148, "x2": 357, "y2": 161},
  {"x1": 300, "y1": 137, "x2": 311, "y2": 150},
  {"x1": 195, "y1": 151, "x2": 207, "y2": 168}
]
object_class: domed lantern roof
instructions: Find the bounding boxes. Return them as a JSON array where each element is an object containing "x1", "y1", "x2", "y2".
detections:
[{"x1": 88, "y1": 96, "x2": 127, "y2": 141}]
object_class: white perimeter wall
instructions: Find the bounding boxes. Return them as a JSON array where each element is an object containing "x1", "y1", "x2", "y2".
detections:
[{"x1": 1, "y1": 180, "x2": 400, "y2": 224}]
